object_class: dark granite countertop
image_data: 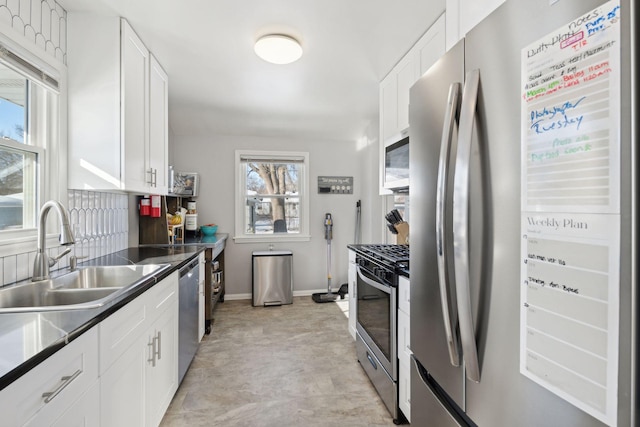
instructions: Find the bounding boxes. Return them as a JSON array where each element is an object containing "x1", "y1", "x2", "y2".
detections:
[
  {"x1": 0, "y1": 245, "x2": 204, "y2": 391},
  {"x1": 141, "y1": 232, "x2": 228, "y2": 258},
  {"x1": 181, "y1": 232, "x2": 228, "y2": 248}
]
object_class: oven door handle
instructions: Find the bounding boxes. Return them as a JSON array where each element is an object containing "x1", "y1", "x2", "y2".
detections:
[
  {"x1": 436, "y1": 82, "x2": 462, "y2": 368},
  {"x1": 356, "y1": 266, "x2": 391, "y2": 294}
]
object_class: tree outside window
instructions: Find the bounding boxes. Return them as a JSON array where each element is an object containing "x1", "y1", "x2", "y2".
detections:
[
  {"x1": 245, "y1": 161, "x2": 300, "y2": 234},
  {"x1": 236, "y1": 151, "x2": 309, "y2": 241}
]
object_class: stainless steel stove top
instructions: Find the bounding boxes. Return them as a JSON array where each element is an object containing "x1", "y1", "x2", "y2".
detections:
[{"x1": 349, "y1": 244, "x2": 410, "y2": 271}]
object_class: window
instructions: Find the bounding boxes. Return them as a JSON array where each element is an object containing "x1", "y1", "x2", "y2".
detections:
[
  {"x1": 235, "y1": 151, "x2": 310, "y2": 242},
  {"x1": 0, "y1": 63, "x2": 40, "y2": 231},
  {"x1": 0, "y1": 41, "x2": 61, "y2": 239}
]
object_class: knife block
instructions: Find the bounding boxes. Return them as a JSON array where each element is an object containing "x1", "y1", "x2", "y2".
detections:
[{"x1": 395, "y1": 222, "x2": 409, "y2": 245}]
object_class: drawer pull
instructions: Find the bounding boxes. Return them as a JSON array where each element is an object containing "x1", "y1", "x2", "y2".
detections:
[
  {"x1": 366, "y1": 352, "x2": 377, "y2": 370},
  {"x1": 42, "y1": 369, "x2": 82, "y2": 403}
]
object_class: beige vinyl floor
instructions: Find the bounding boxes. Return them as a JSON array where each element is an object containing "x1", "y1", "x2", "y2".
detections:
[{"x1": 160, "y1": 296, "x2": 398, "y2": 427}]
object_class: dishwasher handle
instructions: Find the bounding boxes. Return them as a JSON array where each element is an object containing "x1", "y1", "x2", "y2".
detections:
[{"x1": 180, "y1": 257, "x2": 200, "y2": 278}]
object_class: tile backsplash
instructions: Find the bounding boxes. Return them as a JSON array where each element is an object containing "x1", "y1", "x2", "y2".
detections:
[
  {"x1": 67, "y1": 190, "x2": 129, "y2": 263},
  {"x1": 0, "y1": 0, "x2": 68, "y2": 64},
  {"x1": 0, "y1": 190, "x2": 129, "y2": 287}
]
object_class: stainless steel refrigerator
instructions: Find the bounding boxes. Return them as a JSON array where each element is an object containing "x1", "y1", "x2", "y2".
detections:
[{"x1": 409, "y1": 0, "x2": 636, "y2": 425}]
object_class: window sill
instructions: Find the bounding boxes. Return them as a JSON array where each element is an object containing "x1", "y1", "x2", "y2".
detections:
[
  {"x1": 233, "y1": 234, "x2": 311, "y2": 244},
  {"x1": 0, "y1": 231, "x2": 61, "y2": 257}
]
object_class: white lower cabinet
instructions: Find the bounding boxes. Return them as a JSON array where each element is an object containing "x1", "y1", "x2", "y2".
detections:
[
  {"x1": 348, "y1": 249, "x2": 357, "y2": 340},
  {"x1": 146, "y1": 302, "x2": 179, "y2": 427},
  {"x1": 399, "y1": 358, "x2": 411, "y2": 423},
  {"x1": 100, "y1": 337, "x2": 147, "y2": 426},
  {"x1": 397, "y1": 275, "x2": 411, "y2": 422},
  {"x1": 100, "y1": 303, "x2": 177, "y2": 427},
  {"x1": 100, "y1": 271, "x2": 179, "y2": 427},
  {"x1": 0, "y1": 270, "x2": 180, "y2": 427},
  {"x1": 50, "y1": 380, "x2": 100, "y2": 427},
  {"x1": 0, "y1": 327, "x2": 99, "y2": 426},
  {"x1": 198, "y1": 252, "x2": 206, "y2": 340}
]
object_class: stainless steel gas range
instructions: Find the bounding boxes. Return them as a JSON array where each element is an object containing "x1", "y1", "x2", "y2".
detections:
[{"x1": 348, "y1": 244, "x2": 409, "y2": 424}]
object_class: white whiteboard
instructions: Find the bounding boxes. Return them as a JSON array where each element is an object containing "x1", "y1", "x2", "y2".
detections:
[{"x1": 519, "y1": 1, "x2": 621, "y2": 425}]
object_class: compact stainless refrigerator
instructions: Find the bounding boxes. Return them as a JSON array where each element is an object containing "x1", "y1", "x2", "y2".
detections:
[{"x1": 409, "y1": 0, "x2": 636, "y2": 425}]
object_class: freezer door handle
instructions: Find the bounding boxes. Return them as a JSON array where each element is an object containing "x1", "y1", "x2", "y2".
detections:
[
  {"x1": 436, "y1": 82, "x2": 462, "y2": 368},
  {"x1": 453, "y1": 68, "x2": 481, "y2": 383}
]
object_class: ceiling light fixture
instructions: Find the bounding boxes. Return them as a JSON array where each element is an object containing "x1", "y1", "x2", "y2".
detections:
[{"x1": 254, "y1": 34, "x2": 303, "y2": 65}]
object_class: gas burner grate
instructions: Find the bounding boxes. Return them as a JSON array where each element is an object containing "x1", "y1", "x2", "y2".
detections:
[{"x1": 357, "y1": 244, "x2": 409, "y2": 263}]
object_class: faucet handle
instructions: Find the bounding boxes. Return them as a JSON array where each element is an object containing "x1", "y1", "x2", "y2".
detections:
[
  {"x1": 48, "y1": 247, "x2": 72, "y2": 267},
  {"x1": 69, "y1": 254, "x2": 89, "y2": 271}
]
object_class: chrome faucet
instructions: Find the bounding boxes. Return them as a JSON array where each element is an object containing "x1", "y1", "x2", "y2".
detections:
[{"x1": 32, "y1": 200, "x2": 75, "y2": 281}]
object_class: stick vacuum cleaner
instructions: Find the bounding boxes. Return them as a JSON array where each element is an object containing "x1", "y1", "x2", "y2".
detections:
[{"x1": 312, "y1": 213, "x2": 338, "y2": 303}]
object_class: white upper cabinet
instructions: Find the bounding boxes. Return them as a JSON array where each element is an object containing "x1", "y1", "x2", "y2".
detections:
[
  {"x1": 380, "y1": 53, "x2": 415, "y2": 143},
  {"x1": 68, "y1": 15, "x2": 168, "y2": 194},
  {"x1": 149, "y1": 55, "x2": 169, "y2": 194},
  {"x1": 380, "y1": 75, "x2": 398, "y2": 144},
  {"x1": 121, "y1": 21, "x2": 151, "y2": 193},
  {"x1": 395, "y1": 55, "x2": 416, "y2": 138},
  {"x1": 379, "y1": 13, "x2": 445, "y2": 194},
  {"x1": 446, "y1": 0, "x2": 505, "y2": 49}
]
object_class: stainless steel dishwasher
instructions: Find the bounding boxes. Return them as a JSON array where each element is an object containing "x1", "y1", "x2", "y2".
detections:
[{"x1": 178, "y1": 257, "x2": 200, "y2": 383}]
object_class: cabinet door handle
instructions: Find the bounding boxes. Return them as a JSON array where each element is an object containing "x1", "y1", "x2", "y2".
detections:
[
  {"x1": 148, "y1": 336, "x2": 157, "y2": 367},
  {"x1": 156, "y1": 331, "x2": 162, "y2": 361},
  {"x1": 147, "y1": 168, "x2": 157, "y2": 186},
  {"x1": 42, "y1": 369, "x2": 82, "y2": 403}
]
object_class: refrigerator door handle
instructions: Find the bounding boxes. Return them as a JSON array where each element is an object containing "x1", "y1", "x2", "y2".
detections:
[
  {"x1": 436, "y1": 82, "x2": 462, "y2": 368},
  {"x1": 453, "y1": 68, "x2": 481, "y2": 383}
]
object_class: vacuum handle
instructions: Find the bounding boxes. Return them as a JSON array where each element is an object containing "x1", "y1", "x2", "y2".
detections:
[{"x1": 324, "y1": 213, "x2": 333, "y2": 240}]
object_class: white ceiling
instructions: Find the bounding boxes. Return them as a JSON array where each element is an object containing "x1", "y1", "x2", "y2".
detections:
[{"x1": 58, "y1": 0, "x2": 445, "y2": 141}]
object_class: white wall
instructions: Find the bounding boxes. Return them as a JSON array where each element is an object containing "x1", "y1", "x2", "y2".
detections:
[{"x1": 171, "y1": 130, "x2": 382, "y2": 297}]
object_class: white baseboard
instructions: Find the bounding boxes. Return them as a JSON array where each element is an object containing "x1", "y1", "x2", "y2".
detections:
[
  {"x1": 224, "y1": 288, "x2": 344, "y2": 301},
  {"x1": 222, "y1": 293, "x2": 251, "y2": 301}
]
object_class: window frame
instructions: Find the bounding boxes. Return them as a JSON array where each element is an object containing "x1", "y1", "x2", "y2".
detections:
[
  {"x1": 234, "y1": 150, "x2": 310, "y2": 243},
  {"x1": 0, "y1": 136, "x2": 44, "y2": 231},
  {"x1": 0, "y1": 32, "x2": 67, "y2": 254}
]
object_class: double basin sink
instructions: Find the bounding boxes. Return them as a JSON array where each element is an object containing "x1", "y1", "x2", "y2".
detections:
[{"x1": 0, "y1": 264, "x2": 171, "y2": 313}]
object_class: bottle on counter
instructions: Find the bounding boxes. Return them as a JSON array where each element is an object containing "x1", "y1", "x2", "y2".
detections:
[{"x1": 185, "y1": 201, "x2": 198, "y2": 237}]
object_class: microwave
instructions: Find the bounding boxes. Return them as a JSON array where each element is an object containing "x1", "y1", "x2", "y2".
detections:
[{"x1": 383, "y1": 129, "x2": 409, "y2": 191}]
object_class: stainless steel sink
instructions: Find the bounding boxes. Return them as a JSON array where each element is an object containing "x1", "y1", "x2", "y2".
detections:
[
  {"x1": 53, "y1": 265, "x2": 170, "y2": 289},
  {"x1": 0, "y1": 264, "x2": 170, "y2": 313}
]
